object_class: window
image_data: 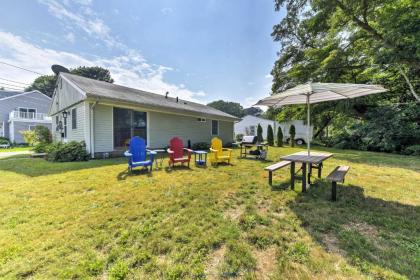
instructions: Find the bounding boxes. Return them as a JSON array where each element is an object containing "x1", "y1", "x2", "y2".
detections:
[
  {"x1": 197, "y1": 117, "x2": 206, "y2": 122},
  {"x1": 71, "y1": 108, "x2": 77, "y2": 129},
  {"x1": 211, "y1": 120, "x2": 219, "y2": 135},
  {"x1": 18, "y1": 107, "x2": 36, "y2": 119},
  {"x1": 113, "y1": 108, "x2": 147, "y2": 148},
  {"x1": 249, "y1": 126, "x2": 256, "y2": 136}
]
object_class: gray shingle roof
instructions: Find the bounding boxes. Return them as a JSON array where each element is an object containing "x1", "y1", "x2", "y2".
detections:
[
  {"x1": 0, "y1": 90, "x2": 23, "y2": 100},
  {"x1": 61, "y1": 73, "x2": 239, "y2": 121}
]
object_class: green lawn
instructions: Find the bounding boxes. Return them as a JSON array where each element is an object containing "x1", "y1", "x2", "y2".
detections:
[
  {"x1": 0, "y1": 146, "x2": 419, "y2": 279},
  {"x1": 0, "y1": 147, "x2": 31, "y2": 153}
]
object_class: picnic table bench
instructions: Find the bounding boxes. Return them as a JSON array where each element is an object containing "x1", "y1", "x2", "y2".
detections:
[
  {"x1": 326, "y1": 165, "x2": 350, "y2": 201},
  {"x1": 265, "y1": 161, "x2": 291, "y2": 186}
]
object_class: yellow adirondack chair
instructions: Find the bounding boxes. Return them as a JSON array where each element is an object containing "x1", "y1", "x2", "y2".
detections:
[{"x1": 210, "y1": 137, "x2": 232, "y2": 165}]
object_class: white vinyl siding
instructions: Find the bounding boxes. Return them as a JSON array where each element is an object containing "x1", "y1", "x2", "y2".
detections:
[
  {"x1": 93, "y1": 104, "x2": 113, "y2": 152},
  {"x1": 51, "y1": 103, "x2": 85, "y2": 142},
  {"x1": 148, "y1": 111, "x2": 234, "y2": 148}
]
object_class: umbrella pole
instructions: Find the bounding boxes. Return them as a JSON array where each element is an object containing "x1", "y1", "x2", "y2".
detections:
[{"x1": 307, "y1": 94, "x2": 310, "y2": 156}]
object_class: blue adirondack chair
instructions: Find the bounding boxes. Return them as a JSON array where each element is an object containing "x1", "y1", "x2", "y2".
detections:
[{"x1": 124, "y1": 136, "x2": 156, "y2": 173}]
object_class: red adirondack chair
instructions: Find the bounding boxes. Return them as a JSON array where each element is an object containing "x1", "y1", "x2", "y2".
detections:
[{"x1": 167, "y1": 137, "x2": 193, "y2": 167}]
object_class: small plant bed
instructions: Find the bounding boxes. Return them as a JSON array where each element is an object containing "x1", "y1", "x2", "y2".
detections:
[{"x1": 0, "y1": 146, "x2": 419, "y2": 279}]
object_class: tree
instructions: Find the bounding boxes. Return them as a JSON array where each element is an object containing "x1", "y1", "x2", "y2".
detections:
[
  {"x1": 267, "y1": 125, "x2": 274, "y2": 146},
  {"x1": 257, "y1": 124, "x2": 263, "y2": 143},
  {"x1": 270, "y1": 0, "x2": 420, "y2": 154},
  {"x1": 207, "y1": 100, "x2": 244, "y2": 118},
  {"x1": 289, "y1": 125, "x2": 296, "y2": 147},
  {"x1": 243, "y1": 107, "x2": 263, "y2": 116},
  {"x1": 277, "y1": 126, "x2": 283, "y2": 147},
  {"x1": 26, "y1": 66, "x2": 114, "y2": 97}
]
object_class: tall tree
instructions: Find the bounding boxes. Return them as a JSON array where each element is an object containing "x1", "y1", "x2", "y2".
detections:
[
  {"x1": 277, "y1": 126, "x2": 284, "y2": 147},
  {"x1": 267, "y1": 125, "x2": 274, "y2": 146},
  {"x1": 26, "y1": 66, "x2": 114, "y2": 97},
  {"x1": 257, "y1": 124, "x2": 264, "y2": 143},
  {"x1": 207, "y1": 100, "x2": 244, "y2": 118},
  {"x1": 243, "y1": 107, "x2": 263, "y2": 116}
]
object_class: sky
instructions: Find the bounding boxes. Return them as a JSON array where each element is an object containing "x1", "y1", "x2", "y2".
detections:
[{"x1": 0, "y1": 0, "x2": 284, "y2": 107}]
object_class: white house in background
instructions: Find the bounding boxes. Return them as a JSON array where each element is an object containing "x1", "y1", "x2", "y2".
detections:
[
  {"x1": 234, "y1": 115, "x2": 313, "y2": 145},
  {"x1": 0, "y1": 90, "x2": 52, "y2": 143},
  {"x1": 49, "y1": 73, "x2": 238, "y2": 158}
]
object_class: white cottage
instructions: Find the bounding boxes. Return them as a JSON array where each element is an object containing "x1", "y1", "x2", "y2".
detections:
[
  {"x1": 49, "y1": 73, "x2": 238, "y2": 158},
  {"x1": 234, "y1": 115, "x2": 313, "y2": 145}
]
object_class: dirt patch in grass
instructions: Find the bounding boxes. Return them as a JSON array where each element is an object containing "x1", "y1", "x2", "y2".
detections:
[
  {"x1": 253, "y1": 246, "x2": 277, "y2": 279},
  {"x1": 224, "y1": 205, "x2": 245, "y2": 222},
  {"x1": 344, "y1": 222, "x2": 378, "y2": 238},
  {"x1": 205, "y1": 245, "x2": 226, "y2": 279},
  {"x1": 322, "y1": 232, "x2": 345, "y2": 256}
]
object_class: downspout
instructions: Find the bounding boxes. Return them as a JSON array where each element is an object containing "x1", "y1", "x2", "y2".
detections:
[{"x1": 90, "y1": 100, "x2": 99, "y2": 159}]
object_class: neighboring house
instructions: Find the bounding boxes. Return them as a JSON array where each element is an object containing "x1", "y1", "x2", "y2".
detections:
[
  {"x1": 49, "y1": 73, "x2": 239, "y2": 158},
  {"x1": 0, "y1": 90, "x2": 52, "y2": 143},
  {"x1": 234, "y1": 115, "x2": 313, "y2": 144}
]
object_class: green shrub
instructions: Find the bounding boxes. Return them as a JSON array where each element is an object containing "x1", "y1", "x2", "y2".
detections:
[
  {"x1": 403, "y1": 145, "x2": 420, "y2": 156},
  {"x1": 46, "y1": 141, "x2": 90, "y2": 162},
  {"x1": 34, "y1": 125, "x2": 51, "y2": 143},
  {"x1": 192, "y1": 142, "x2": 209, "y2": 150},
  {"x1": 267, "y1": 125, "x2": 274, "y2": 146},
  {"x1": 257, "y1": 124, "x2": 263, "y2": 143},
  {"x1": 0, "y1": 137, "x2": 9, "y2": 145},
  {"x1": 277, "y1": 127, "x2": 283, "y2": 147},
  {"x1": 33, "y1": 142, "x2": 49, "y2": 153},
  {"x1": 289, "y1": 125, "x2": 296, "y2": 147},
  {"x1": 20, "y1": 130, "x2": 37, "y2": 146}
]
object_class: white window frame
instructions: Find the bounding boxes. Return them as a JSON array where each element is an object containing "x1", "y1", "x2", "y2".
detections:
[
  {"x1": 211, "y1": 120, "x2": 219, "y2": 135},
  {"x1": 71, "y1": 108, "x2": 77, "y2": 129},
  {"x1": 17, "y1": 107, "x2": 37, "y2": 118},
  {"x1": 197, "y1": 117, "x2": 206, "y2": 123}
]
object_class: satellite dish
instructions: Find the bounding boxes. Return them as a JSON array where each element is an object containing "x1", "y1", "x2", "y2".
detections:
[{"x1": 51, "y1": 64, "x2": 70, "y2": 75}]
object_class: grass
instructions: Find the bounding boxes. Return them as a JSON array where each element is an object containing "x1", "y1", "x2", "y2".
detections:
[
  {"x1": 0, "y1": 146, "x2": 419, "y2": 279},
  {"x1": 0, "y1": 146, "x2": 31, "y2": 153}
]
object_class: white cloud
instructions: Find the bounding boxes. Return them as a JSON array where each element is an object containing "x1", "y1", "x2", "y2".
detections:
[
  {"x1": 0, "y1": 31, "x2": 206, "y2": 102},
  {"x1": 64, "y1": 32, "x2": 75, "y2": 43}
]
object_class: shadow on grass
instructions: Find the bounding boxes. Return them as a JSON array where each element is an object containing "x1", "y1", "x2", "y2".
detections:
[
  {"x1": 164, "y1": 165, "x2": 193, "y2": 173},
  {"x1": 117, "y1": 167, "x2": 153, "y2": 181},
  {"x1": 0, "y1": 156, "x2": 126, "y2": 177},
  {"x1": 310, "y1": 145, "x2": 420, "y2": 172},
  {"x1": 288, "y1": 183, "x2": 420, "y2": 279}
]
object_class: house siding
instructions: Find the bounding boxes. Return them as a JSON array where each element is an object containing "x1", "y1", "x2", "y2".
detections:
[
  {"x1": 49, "y1": 76, "x2": 85, "y2": 115},
  {"x1": 51, "y1": 102, "x2": 86, "y2": 143},
  {"x1": 148, "y1": 111, "x2": 234, "y2": 148},
  {"x1": 0, "y1": 91, "x2": 51, "y2": 143},
  {"x1": 93, "y1": 104, "x2": 113, "y2": 152}
]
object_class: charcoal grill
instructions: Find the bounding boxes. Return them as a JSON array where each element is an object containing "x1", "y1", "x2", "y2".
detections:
[{"x1": 238, "y1": 135, "x2": 268, "y2": 159}]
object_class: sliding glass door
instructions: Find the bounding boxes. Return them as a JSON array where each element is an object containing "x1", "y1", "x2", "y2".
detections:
[{"x1": 113, "y1": 108, "x2": 147, "y2": 149}]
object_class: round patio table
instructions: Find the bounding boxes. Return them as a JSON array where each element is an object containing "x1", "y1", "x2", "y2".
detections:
[
  {"x1": 194, "y1": 150, "x2": 208, "y2": 166},
  {"x1": 152, "y1": 149, "x2": 166, "y2": 168}
]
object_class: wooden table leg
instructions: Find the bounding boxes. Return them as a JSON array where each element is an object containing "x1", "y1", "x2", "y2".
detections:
[
  {"x1": 290, "y1": 161, "x2": 295, "y2": 190},
  {"x1": 318, "y1": 162, "x2": 322, "y2": 178},
  {"x1": 308, "y1": 163, "x2": 312, "y2": 184},
  {"x1": 302, "y1": 163, "x2": 307, "y2": 192}
]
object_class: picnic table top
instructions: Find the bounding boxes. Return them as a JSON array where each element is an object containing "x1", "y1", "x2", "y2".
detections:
[{"x1": 280, "y1": 151, "x2": 333, "y2": 164}]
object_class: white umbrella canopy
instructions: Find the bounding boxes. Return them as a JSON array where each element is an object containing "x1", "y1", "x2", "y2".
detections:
[{"x1": 255, "y1": 82, "x2": 388, "y2": 155}]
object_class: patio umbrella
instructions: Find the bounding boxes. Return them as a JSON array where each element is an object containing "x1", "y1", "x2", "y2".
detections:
[{"x1": 255, "y1": 82, "x2": 388, "y2": 155}]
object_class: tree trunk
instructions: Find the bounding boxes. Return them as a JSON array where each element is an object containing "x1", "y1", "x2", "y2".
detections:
[{"x1": 397, "y1": 66, "x2": 420, "y2": 102}]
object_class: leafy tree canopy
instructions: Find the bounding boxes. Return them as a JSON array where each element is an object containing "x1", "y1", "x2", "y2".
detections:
[
  {"x1": 269, "y1": 0, "x2": 420, "y2": 154},
  {"x1": 26, "y1": 66, "x2": 114, "y2": 97},
  {"x1": 207, "y1": 100, "x2": 244, "y2": 118}
]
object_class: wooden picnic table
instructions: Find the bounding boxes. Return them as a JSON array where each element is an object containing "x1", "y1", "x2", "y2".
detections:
[{"x1": 280, "y1": 151, "x2": 333, "y2": 192}]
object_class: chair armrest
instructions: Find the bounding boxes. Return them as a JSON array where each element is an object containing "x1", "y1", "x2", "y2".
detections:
[
  {"x1": 147, "y1": 149, "x2": 157, "y2": 155},
  {"x1": 167, "y1": 148, "x2": 174, "y2": 154},
  {"x1": 184, "y1": 148, "x2": 193, "y2": 154},
  {"x1": 124, "y1": 151, "x2": 132, "y2": 157},
  {"x1": 209, "y1": 148, "x2": 218, "y2": 153}
]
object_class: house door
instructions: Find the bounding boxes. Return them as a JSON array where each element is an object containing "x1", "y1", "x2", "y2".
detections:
[{"x1": 113, "y1": 108, "x2": 147, "y2": 149}]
